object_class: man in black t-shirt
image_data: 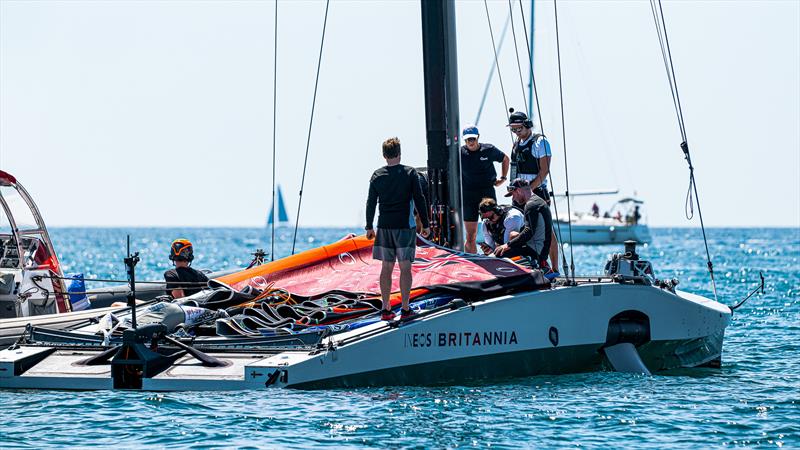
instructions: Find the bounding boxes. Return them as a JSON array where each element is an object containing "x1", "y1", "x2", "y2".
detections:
[
  {"x1": 164, "y1": 239, "x2": 209, "y2": 299},
  {"x1": 365, "y1": 137, "x2": 430, "y2": 321},
  {"x1": 460, "y1": 125, "x2": 509, "y2": 254}
]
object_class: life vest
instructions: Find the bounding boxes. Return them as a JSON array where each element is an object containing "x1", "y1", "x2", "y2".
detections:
[
  {"x1": 512, "y1": 133, "x2": 544, "y2": 176},
  {"x1": 484, "y1": 205, "x2": 519, "y2": 245}
]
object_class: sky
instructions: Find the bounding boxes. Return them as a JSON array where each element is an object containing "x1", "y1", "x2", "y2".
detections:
[{"x1": 0, "y1": 0, "x2": 798, "y2": 228}]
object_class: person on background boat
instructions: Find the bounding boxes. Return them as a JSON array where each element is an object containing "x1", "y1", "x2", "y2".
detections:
[
  {"x1": 478, "y1": 197, "x2": 524, "y2": 256},
  {"x1": 494, "y1": 178, "x2": 554, "y2": 270},
  {"x1": 365, "y1": 137, "x2": 431, "y2": 321},
  {"x1": 507, "y1": 109, "x2": 559, "y2": 270},
  {"x1": 164, "y1": 239, "x2": 208, "y2": 299},
  {"x1": 460, "y1": 125, "x2": 509, "y2": 254},
  {"x1": 592, "y1": 202, "x2": 600, "y2": 217}
]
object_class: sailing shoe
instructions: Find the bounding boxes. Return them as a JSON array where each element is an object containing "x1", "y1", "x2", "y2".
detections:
[
  {"x1": 381, "y1": 309, "x2": 396, "y2": 321},
  {"x1": 400, "y1": 308, "x2": 417, "y2": 321}
]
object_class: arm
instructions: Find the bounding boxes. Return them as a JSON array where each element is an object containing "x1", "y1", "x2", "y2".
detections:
[
  {"x1": 482, "y1": 223, "x2": 495, "y2": 250},
  {"x1": 411, "y1": 172, "x2": 430, "y2": 229},
  {"x1": 502, "y1": 214, "x2": 522, "y2": 244},
  {"x1": 494, "y1": 154, "x2": 510, "y2": 187},
  {"x1": 365, "y1": 177, "x2": 378, "y2": 231}
]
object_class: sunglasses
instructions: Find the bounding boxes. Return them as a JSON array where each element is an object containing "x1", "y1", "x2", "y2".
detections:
[
  {"x1": 465, "y1": 137, "x2": 477, "y2": 142},
  {"x1": 510, "y1": 127, "x2": 524, "y2": 133}
]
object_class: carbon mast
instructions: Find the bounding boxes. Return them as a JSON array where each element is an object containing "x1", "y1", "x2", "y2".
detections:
[{"x1": 420, "y1": 0, "x2": 463, "y2": 250}]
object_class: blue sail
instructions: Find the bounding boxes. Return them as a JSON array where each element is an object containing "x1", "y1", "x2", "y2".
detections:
[{"x1": 267, "y1": 185, "x2": 290, "y2": 225}]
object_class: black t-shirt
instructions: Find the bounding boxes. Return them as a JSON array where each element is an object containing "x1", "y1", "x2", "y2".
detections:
[
  {"x1": 164, "y1": 266, "x2": 209, "y2": 298},
  {"x1": 460, "y1": 143, "x2": 505, "y2": 191},
  {"x1": 366, "y1": 164, "x2": 430, "y2": 230}
]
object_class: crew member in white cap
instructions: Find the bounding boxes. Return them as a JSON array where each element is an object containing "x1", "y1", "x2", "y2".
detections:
[{"x1": 459, "y1": 125, "x2": 509, "y2": 254}]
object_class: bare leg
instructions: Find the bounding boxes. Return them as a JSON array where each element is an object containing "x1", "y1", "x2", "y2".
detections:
[
  {"x1": 380, "y1": 260, "x2": 395, "y2": 311},
  {"x1": 464, "y1": 221, "x2": 478, "y2": 254},
  {"x1": 550, "y1": 231, "x2": 559, "y2": 271},
  {"x1": 399, "y1": 260, "x2": 413, "y2": 311}
]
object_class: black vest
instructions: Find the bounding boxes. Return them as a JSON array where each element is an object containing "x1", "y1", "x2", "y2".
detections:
[
  {"x1": 484, "y1": 205, "x2": 519, "y2": 245},
  {"x1": 512, "y1": 133, "x2": 543, "y2": 175}
]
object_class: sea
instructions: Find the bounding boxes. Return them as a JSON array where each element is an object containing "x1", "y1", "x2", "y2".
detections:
[{"x1": 0, "y1": 227, "x2": 798, "y2": 449}]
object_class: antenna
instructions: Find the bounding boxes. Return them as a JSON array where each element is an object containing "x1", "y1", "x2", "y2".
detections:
[{"x1": 123, "y1": 235, "x2": 140, "y2": 329}]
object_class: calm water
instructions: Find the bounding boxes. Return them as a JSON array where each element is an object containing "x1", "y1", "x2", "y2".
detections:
[{"x1": 1, "y1": 227, "x2": 798, "y2": 448}]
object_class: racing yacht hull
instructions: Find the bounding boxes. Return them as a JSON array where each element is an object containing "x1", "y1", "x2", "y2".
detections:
[{"x1": 0, "y1": 282, "x2": 729, "y2": 391}]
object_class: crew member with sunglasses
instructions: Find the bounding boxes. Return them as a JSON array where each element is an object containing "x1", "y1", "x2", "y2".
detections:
[
  {"x1": 507, "y1": 109, "x2": 559, "y2": 273},
  {"x1": 460, "y1": 125, "x2": 510, "y2": 254},
  {"x1": 477, "y1": 197, "x2": 525, "y2": 256}
]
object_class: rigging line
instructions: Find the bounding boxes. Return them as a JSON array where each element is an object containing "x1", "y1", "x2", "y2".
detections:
[
  {"x1": 475, "y1": 10, "x2": 512, "y2": 126},
  {"x1": 552, "y1": 0, "x2": 576, "y2": 281},
  {"x1": 649, "y1": 0, "x2": 683, "y2": 140},
  {"x1": 517, "y1": 0, "x2": 544, "y2": 130},
  {"x1": 651, "y1": 0, "x2": 717, "y2": 301},
  {"x1": 507, "y1": 0, "x2": 529, "y2": 114},
  {"x1": 291, "y1": 0, "x2": 331, "y2": 255},
  {"x1": 270, "y1": 0, "x2": 278, "y2": 261},
  {"x1": 517, "y1": 0, "x2": 569, "y2": 275},
  {"x1": 483, "y1": 0, "x2": 514, "y2": 145}
]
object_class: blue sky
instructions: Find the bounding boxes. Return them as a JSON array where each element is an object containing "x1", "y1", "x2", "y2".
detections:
[{"x1": 1, "y1": 0, "x2": 798, "y2": 228}]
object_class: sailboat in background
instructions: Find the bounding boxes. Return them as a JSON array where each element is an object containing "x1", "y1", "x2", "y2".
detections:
[{"x1": 267, "y1": 185, "x2": 290, "y2": 227}]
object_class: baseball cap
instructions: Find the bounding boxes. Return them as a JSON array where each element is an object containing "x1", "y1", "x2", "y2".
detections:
[
  {"x1": 504, "y1": 178, "x2": 530, "y2": 197},
  {"x1": 463, "y1": 125, "x2": 479, "y2": 140}
]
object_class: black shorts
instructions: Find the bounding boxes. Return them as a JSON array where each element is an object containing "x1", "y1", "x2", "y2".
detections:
[
  {"x1": 462, "y1": 186, "x2": 496, "y2": 222},
  {"x1": 373, "y1": 228, "x2": 417, "y2": 262}
]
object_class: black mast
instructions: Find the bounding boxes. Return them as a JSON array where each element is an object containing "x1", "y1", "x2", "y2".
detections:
[{"x1": 421, "y1": 0, "x2": 463, "y2": 250}]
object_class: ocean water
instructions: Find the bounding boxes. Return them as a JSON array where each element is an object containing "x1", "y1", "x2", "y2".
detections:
[{"x1": 1, "y1": 227, "x2": 798, "y2": 448}]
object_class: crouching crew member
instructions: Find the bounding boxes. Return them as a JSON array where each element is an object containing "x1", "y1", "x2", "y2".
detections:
[
  {"x1": 478, "y1": 197, "x2": 524, "y2": 256},
  {"x1": 494, "y1": 179, "x2": 553, "y2": 268},
  {"x1": 164, "y1": 239, "x2": 209, "y2": 299}
]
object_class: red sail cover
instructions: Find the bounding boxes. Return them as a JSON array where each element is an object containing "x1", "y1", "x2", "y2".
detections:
[{"x1": 217, "y1": 235, "x2": 531, "y2": 297}]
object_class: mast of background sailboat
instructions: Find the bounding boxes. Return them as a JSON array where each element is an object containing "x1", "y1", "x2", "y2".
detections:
[{"x1": 420, "y1": 0, "x2": 463, "y2": 250}]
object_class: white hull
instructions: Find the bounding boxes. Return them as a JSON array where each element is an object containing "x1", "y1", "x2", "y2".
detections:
[
  {"x1": 0, "y1": 282, "x2": 730, "y2": 391},
  {"x1": 557, "y1": 220, "x2": 652, "y2": 245}
]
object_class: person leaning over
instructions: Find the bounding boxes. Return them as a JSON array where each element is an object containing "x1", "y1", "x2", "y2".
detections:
[
  {"x1": 365, "y1": 137, "x2": 431, "y2": 321},
  {"x1": 507, "y1": 109, "x2": 559, "y2": 270},
  {"x1": 478, "y1": 197, "x2": 524, "y2": 256},
  {"x1": 494, "y1": 179, "x2": 553, "y2": 269},
  {"x1": 460, "y1": 125, "x2": 509, "y2": 254},
  {"x1": 164, "y1": 239, "x2": 209, "y2": 299}
]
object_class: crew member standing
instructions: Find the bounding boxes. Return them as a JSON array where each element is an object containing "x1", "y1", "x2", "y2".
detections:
[
  {"x1": 164, "y1": 239, "x2": 209, "y2": 299},
  {"x1": 460, "y1": 125, "x2": 509, "y2": 254},
  {"x1": 508, "y1": 110, "x2": 559, "y2": 271},
  {"x1": 365, "y1": 137, "x2": 431, "y2": 321}
]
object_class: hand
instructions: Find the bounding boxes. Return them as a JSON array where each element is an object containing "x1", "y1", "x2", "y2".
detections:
[
  {"x1": 494, "y1": 178, "x2": 505, "y2": 187},
  {"x1": 479, "y1": 242, "x2": 492, "y2": 255},
  {"x1": 366, "y1": 229, "x2": 376, "y2": 240},
  {"x1": 494, "y1": 244, "x2": 510, "y2": 256},
  {"x1": 421, "y1": 227, "x2": 431, "y2": 238}
]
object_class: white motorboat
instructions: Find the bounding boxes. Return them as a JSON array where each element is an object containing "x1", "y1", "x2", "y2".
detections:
[
  {"x1": 0, "y1": 0, "x2": 732, "y2": 391},
  {"x1": 556, "y1": 198, "x2": 651, "y2": 245}
]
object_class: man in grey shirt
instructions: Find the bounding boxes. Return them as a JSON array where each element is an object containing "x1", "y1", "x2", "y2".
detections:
[{"x1": 494, "y1": 178, "x2": 553, "y2": 269}]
